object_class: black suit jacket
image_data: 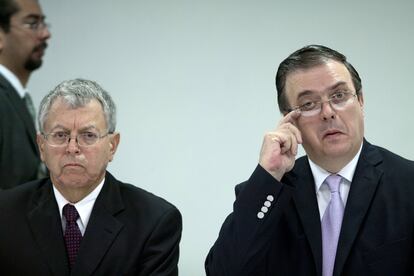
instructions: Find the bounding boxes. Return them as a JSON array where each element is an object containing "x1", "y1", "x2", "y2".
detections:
[
  {"x1": 0, "y1": 171, "x2": 182, "y2": 276},
  {"x1": 206, "y1": 140, "x2": 414, "y2": 275},
  {"x1": 0, "y1": 73, "x2": 41, "y2": 188}
]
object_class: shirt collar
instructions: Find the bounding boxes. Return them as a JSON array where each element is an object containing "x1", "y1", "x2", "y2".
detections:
[
  {"x1": 0, "y1": 64, "x2": 26, "y2": 98},
  {"x1": 53, "y1": 178, "x2": 105, "y2": 226},
  {"x1": 309, "y1": 142, "x2": 363, "y2": 191}
]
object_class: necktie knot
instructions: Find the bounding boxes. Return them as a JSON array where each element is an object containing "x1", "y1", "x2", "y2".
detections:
[
  {"x1": 63, "y1": 204, "x2": 79, "y2": 224},
  {"x1": 325, "y1": 174, "x2": 342, "y2": 193}
]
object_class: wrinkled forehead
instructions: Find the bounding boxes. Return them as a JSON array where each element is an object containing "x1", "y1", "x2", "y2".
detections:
[
  {"x1": 285, "y1": 61, "x2": 354, "y2": 101},
  {"x1": 45, "y1": 97, "x2": 106, "y2": 130}
]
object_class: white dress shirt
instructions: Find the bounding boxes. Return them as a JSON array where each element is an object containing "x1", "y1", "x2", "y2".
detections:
[
  {"x1": 0, "y1": 64, "x2": 26, "y2": 98},
  {"x1": 53, "y1": 178, "x2": 105, "y2": 236},
  {"x1": 309, "y1": 143, "x2": 363, "y2": 220}
]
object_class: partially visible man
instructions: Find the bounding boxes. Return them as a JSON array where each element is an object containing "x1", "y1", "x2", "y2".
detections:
[
  {"x1": 0, "y1": 79, "x2": 182, "y2": 275},
  {"x1": 206, "y1": 45, "x2": 414, "y2": 275},
  {"x1": 0, "y1": 0, "x2": 51, "y2": 188}
]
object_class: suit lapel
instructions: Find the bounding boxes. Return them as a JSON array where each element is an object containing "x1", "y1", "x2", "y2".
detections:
[
  {"x1": 71, "y1": 172, "x2": 125, "y2": 276},
  {"x1": 27, "y1": 179, "x2": 70, "y2": 276},
  {"x1": 334, "y1": 141, "x2": 384, "y2": 275},
  {"x1": 287, "y1": 158, "x2": 323, "y2": 276}
]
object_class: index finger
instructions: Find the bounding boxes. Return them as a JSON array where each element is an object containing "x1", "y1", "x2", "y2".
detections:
[{"x1": 278, "y1": 109, "x2": 301, "y2": 127}]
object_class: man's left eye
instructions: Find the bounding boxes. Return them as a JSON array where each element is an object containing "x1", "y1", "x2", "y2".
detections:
[
  {"x1": 83, "y1": 132, "x2": 97, "y2": 138},
  {"x1": 332, "y1": 92, "x2": 346, "y2": 99}
]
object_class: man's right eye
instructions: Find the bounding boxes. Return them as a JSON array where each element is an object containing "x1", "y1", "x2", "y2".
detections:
[{"x1": 53, "y1": 132, "x2": 67, "y2": 139}]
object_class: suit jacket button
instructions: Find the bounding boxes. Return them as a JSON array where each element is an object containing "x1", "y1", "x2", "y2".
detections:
[
  {"x1": 261, "y1": 206, "x2": 268, "y2": 213},
  {"x1": 257, "y1": 212, "x2": 265, "y2": 219},
  {"x1": 267, "y1": 195, "x2": 274, "y2": 202},
  {"x1": 264, "y1": 201, "x2": 271, "y2": 207}
]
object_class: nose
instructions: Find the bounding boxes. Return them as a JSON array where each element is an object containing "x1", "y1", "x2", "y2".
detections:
[
  {"x1": 38, "y1": 25, "x2": 51, "y2": 40},
  {"x1": 320, "y1": 101, "x2": 336, "y2": 121},
  {"x1": 66, "y1": 137, "x2": 80, "y2": 154}
]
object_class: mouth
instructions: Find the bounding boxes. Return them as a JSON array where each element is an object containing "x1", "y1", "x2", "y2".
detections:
[
  {"x1": 322, "y1": 129, "x2": 344, "y2": 139},
  {"x1": 33, "y1": 43, "x2": 48, "y2": 55},
  {"x1": 63, "y1": 163, "x2": 83, "y2": 168}
]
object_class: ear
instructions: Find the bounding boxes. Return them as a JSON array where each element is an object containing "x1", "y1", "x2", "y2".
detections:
[
  {"x1": 108, "y1": 132, "x2": 120, "y2": 162},
  {"x1": 36, "y1": 133, "x2": 46, "y2": 162},
  {"x1": 357, "y1": 91, "x2": 364, "y2": 107},
  {"x1": 0, "y1": 28, "x2": 5, "y2": 52}
]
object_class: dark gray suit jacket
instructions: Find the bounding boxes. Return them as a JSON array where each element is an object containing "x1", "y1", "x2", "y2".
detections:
[
  {"x1": 0, "y1": 73, "x2": 41, "y2": 188},
  {"x1": 0, "y1": 171, "x2": 182, "y2": 276},
  {"x1": 206, "y1": 140, "x2": 414, "y2": 275}
]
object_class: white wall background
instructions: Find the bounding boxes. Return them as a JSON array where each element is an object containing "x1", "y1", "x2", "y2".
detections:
[{"x1": 30, "y1": 1, "x2": 414, "y2": 275}]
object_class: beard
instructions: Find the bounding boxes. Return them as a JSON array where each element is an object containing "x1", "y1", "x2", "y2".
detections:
[
  {"x1": 25, "y1": 58, "x2": 42, "y2": 71},
  {"x1": 24, "y1": 42, "x2": 48, "y2": 71}
]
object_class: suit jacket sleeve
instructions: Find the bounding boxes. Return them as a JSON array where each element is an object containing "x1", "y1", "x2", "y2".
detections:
[
  {"x1": 139, "y1": 205, "x2": 182, "y2": 276},
  {"x1": 205, "y1": 165, "x2": 295, "y2": 276}
]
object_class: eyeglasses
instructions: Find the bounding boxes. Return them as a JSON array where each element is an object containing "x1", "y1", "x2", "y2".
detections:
[
  {"x1": 13, "y1": 20, "x2": 50, "y2": 33},
  {"x1": 23, "y1": 20, "x2": 50, "y2": 32},
  {"x1": 289, "y1": 91, "x2": 358, "y2": 117},
  {"x1": 42, "y1": 131, "x2": 112, "y2": 147}
]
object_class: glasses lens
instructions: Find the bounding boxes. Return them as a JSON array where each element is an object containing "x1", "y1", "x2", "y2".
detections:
[
  {"x1": 48, "y1": 132, "x2": 68, "y2": 146},
  {"x1": 331, "y1": 94, "x2": 355, "y2": 110},
  {"x1": 78, "y1": 132, "x2": 99, "y2": 146},
  {"x1": 297, "y1": 93, "x2": 356, "y2": 117},
  {"x1": 300, "y1": 108, "x2": 321, "y2": 117}
]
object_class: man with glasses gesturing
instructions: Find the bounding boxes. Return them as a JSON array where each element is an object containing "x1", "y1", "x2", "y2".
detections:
[
  {"x1": 0, "y1": 79, "x2": 182, "y2": 275},
  {"x1": 0, "y1": 0, "x2": 51, "y2": 188},
  {"x1": 206, "y1": 45, "x2": 414, "y2": 275}
]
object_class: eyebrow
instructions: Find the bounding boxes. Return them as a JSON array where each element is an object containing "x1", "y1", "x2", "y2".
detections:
[
  {"x1": 23, "y1": 14, "x2": 46, "y2": 21},
  {"x1": 296, "y1": 81, "x2": 350, "y2": 100},
  {"x1": 48, "y1": 125, "x2": 99, "y2": 133}
]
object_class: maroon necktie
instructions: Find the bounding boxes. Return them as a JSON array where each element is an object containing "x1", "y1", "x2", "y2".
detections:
[{"x1": 63, "y1": 204, "x2": 82, "y2": 269}]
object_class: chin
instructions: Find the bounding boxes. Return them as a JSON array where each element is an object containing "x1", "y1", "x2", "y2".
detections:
[
  {"x1": 57, "y1": 173, "x2": 90, "y2": 187},
  {"x1": 323, "y1": 141, "x2": 356, "y2": 157},
  {"x1": 25, "y1": 59, "x2": 42, "y2": 71}
]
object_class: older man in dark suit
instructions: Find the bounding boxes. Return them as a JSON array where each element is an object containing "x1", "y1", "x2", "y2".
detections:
[
  {"x1": 0, "y1": 79, "x2": 182, "y2": 275},
  {"x1": 205, "y1": 45, "x2": 414, "y2": 275},
  {"x1": 0, "y1": 0, "x2": 51, "y2": 188}
]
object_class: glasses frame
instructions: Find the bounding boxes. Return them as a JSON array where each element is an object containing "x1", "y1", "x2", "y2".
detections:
[
  {"x1": 11, "y1": 20, "x2": 50, "y2": 34},
  {"x1": 42, "y1": 131, "x2": 112, "y2": 148},
  {"x1": 22, "y1": 21, "x2": 50, "y2": 32},
  {"x1": 288, "y1": 91, "x2": 358, "y2": 117}
]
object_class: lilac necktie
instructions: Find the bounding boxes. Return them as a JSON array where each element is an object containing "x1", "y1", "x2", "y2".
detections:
[
  {"x1": 63, "y1": 204, "x2": 82, "y2": 269},
  {"x1": 321, "y1": 174, "x2": 344, "y2": 276}
]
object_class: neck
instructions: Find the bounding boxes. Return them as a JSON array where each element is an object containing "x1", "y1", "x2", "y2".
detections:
[
  {"x1": 53, "y1": 181, "x2": 102, "y2": 204},
  {"x1": 0, "y1": 60, "x2": 31, "y2": 87},
  {"x1": 10, "y1": 67, "x2": 30, "y2": 87},
  {"x1": 314, "y1": 157, "x2": 349, "y2": 174},
  {"x1": 308, "y1": 143, "x2": 363, "y2": 174}
]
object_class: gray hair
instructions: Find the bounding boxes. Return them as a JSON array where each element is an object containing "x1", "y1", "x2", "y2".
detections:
[{"x1": 38, "y1": 79, "x2": 117, "y2": 133}]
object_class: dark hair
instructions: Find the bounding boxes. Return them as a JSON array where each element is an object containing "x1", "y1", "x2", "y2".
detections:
[
  {"x1": 0, "y1": 0, "x2": 19, "y2": 32},
  {"x1": 275, "y1": 44, "x2": 362, "y2": 113}
]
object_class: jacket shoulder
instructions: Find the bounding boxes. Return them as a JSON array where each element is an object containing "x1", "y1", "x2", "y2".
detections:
[
  {"x1": 118, "y1": 181, "x2": 179, "y2": 212},
  {"x1": 0, "y1": 179, "x2": 48, "y2": 209},
  {"x1": 369, "y1": 143, "x2": 414, "y2": 173}
]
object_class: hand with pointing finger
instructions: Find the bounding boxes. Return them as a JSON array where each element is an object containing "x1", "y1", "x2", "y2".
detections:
[{"x1": 259, "y1": 110, "x2": 302, "y2": 181}]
